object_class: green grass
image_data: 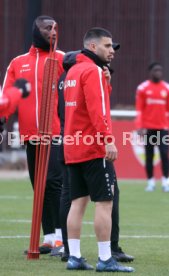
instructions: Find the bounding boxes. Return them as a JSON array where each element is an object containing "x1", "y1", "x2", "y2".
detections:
[{"x1": 0, "y1": 179, "x2": 169, "y2": 275}]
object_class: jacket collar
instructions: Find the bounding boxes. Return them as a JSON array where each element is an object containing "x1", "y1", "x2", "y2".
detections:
[
  {"x1": 63, "y1": 49, "x2": 114, "y2": 74},
  {"x1": 29, "y1": 45, "x2": 49, "y2": 56},
  {"x1": 81, "y1": 48, "x2": 114, "y2": 74}
]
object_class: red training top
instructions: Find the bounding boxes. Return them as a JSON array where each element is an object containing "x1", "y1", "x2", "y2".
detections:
[
  {"x1": 135, "y1": 80, "x2": 169, "y2": 129},
  {"x1": 2, "y1": 46, "x2": 64, "y2": 140},
  {"x1": 64, "y1": 53, "x2": 113, "y2": 164}
]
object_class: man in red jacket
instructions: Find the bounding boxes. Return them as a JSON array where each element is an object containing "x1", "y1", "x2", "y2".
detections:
[
  {"x1": 135, "y1": 62, "x2": 169, "y2": 192},
  {"x1": 64, "y1": 27, "x2": 134, "y2": 272},
  {"x1": 2, "y1": 15, "x2": 64, "y2": 253},
  {"x1": 54, "y1": 51, "x2": 134, "y2": 264}
]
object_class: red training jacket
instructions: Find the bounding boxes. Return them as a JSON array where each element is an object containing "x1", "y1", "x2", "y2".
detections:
[
  {"x1": 2, "y1": 46, "x2": 64, "y2": 140},
  {"x1": 135, "y1": 80, "x2": 169, "y2": 130},
  {"x1": 0, "y1": 87, "x2": 21, "y2": 117},
  {"x1": 64, "y1": 53, "x2": 113, "y2": 164}
]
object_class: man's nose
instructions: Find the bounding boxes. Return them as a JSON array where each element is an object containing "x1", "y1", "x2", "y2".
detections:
[
  {"x1": 51, "y1": 23, "x2": 57, "y2": 35},
  {"x1": 53, "y1": 28, "x2": 57, "y2": 35},
  {"x1": 110, "y1": 47, "x2": 115, "y2": 54}
]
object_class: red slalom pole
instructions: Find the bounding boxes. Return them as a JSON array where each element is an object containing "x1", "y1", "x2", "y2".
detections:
[{"x1": 27, "y1": 23, "x2": 58, "y2": 259}]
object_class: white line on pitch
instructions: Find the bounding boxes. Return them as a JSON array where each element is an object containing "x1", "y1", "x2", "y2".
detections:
[
  {"x1": 0, "y1": 220, "x2": 151, "y2": 228},
  {"x1": 120, "y1": 235, "x2": 169, "y2": 239},
  {"x1": 83, "y1": 235, "x2": 169, "y2": 239},
  {"x1": 0, "y1": 219, "x2": 93, "y2": 224},
  {"x1": 0, "y1": 195, "x2": 32, "y2": 200},
  {"x1": 0, "y1": 219, "x2": 31, "y2": 223},
  {"x1": 0, "y1": 235, "x2": 30, "y2": 239},
  {"x1": 1, "y1": 235, "x2": 169, "y2": 239}
]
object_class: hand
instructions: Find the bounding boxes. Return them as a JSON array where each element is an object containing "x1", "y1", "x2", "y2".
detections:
[
  {"x1": 103, "y1": 66, "x2": 111, "y2": 83},
  {"x1": 137, "y1": 128, "x2": 147, "y2": 136},
  {"x1": 14, "y1": 78, "x2": 31, "y2": 98},
  {"x1": 105, "y1": 143, "x2": 118, "y2": 161}
]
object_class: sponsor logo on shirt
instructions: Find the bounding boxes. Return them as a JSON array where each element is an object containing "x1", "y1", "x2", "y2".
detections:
[
  {"x1": 160, "y1": 90, "x2": 167, "y2": 97},
  {"x1": 20, "y1": 64, "x2": 31, "y2": 73},
  {"x1": 59, "y1": 81, "x2": 64, "y2": 90},
  {"x1": 64, "y1": 80, "x2": 76, "y2": 89},
  {"x1": 146, "y1": 90, "x2": 153, "y2": 95},
  {"x1": 22, "y1": 64, "x2": 29, "y2": 67},
  {"x1": 65, "y1": 101, "x2": 77, "y2": 107},
  {"x1": 146, "y1": 98, "x2": 166, "y2": 105}
]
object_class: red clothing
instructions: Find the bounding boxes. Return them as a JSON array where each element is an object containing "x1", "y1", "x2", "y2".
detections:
[
  {"x1": 0, "y1": 87, "x2": 21, "y2": 117},
  {"x1": 64, "y1": 53, "x2": 113, "y2": 164},
  {"x1": 2, "y1": 46, "x2": 64, "y2": 140},
  {"x1": 135, "y1": 80, "x2": 169, "y2": 129}
]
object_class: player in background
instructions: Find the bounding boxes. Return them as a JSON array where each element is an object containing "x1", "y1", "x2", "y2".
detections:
[
  {"x1": 135, "y1": 62, "x2": 169, "y2": 192},
  {"x1": 2, "y1": 15, "x2": 64, "y2": 253}
]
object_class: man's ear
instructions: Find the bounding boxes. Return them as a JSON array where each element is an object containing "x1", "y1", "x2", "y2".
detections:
[{"x1": 89, "y1": 42, "x2": 97, "y2": 52}]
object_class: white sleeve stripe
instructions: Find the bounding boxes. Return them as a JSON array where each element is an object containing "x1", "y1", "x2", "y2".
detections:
[
  {"x1": 1, "y1": 63, "x2": 12, "y2": 94},
  {"x1": 97, "y1": 66, "x2": 106, "y2": 116},
  {"x1": 137, "y1": 80, "x2": 149, "y2": 91},
  {"x1": 162, "y1": 81, "x2": 169, "y2": 90},
  {"x1": 35, "y1": 51, "x2": 39, "y2": 129},
  {"x1": 103, "y1": 158, "x2": 106, "y2": 168},
  {"x1": 2, "y1": 73, "x2": 8, "y2": 95}
]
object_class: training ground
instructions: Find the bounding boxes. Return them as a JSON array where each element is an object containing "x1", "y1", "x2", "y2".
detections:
[{"x1": 0, "y1": 174, "x2": 169, "y2": 276}]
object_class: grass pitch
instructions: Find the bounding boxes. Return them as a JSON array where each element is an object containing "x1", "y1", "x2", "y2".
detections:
[{"x1": 0, "y1": 178, "x2": 169, "y2": 275}]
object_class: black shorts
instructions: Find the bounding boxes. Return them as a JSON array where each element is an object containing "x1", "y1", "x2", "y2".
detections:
[{"x1": 68, "y1": 158, "x2": 115, "y2": 202}]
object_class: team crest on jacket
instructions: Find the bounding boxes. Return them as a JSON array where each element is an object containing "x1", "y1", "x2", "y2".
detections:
[
  {"x1": 146, "y1": 90, "x2": 153, "y2": 95},
  {"x1": 131, "y1": 131, "x2": 160, "y2": 166},
  {"x1": 160, "y1": 90, "x2": 167, "y2": 97}
]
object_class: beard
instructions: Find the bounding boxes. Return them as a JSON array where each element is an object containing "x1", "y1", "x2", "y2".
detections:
[{"x1": 32, "y1": 23, "x2": 50, "y2": 51}]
